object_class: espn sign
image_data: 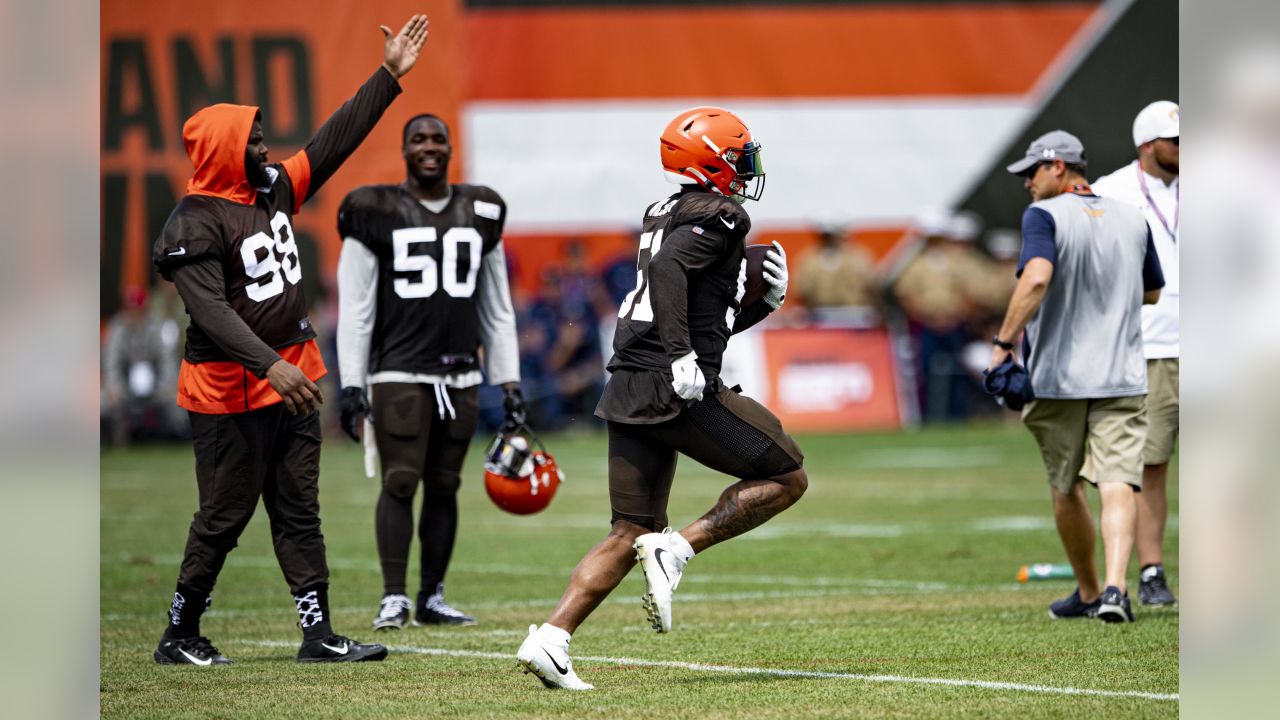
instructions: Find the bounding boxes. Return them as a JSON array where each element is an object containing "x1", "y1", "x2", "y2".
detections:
[
  {"x1": 762, "y1": 327, "x2": 905, "y2": 432},
  {"x1": 778, "y1": 363, "x2": 874, "y2": 413}
]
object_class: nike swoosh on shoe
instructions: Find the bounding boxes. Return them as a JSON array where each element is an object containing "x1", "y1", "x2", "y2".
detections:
[
  {"x1": 321, "y1": 642, "x2": 349, "y2": 655},
  {"x1": 653, "y1": 547, "x2": 672, "y2": 583},
  {"x1": 543, "y1": 649, "x2": 569, "y2": 675},
  {"x1": 178, "y1": 649, "x2": 212, "y2": 666}
]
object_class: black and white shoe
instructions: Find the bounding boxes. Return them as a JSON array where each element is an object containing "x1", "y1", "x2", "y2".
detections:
[
  {"x1": 297, "y1": 634, "x2": 388, "y2": 663},
  {"x1": 1138, "y1": 565, "x2": 1177, "y2": 607},
  {"x1": 372, "y1": 594, "x2": 412, "y2": 631},
  {"x1": 414, "y1": 588, "x2": 476, "y2": 626},
  {"x1": 1097, "y1": 586, "x2": 1136, "y2": 623},
  {"x1": 155, "y1": 635, "x2": 232, "y2": 666}
]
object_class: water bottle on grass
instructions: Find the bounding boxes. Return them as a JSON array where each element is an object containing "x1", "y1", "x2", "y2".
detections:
[{"x1": 1016, "y1": 563, "x2": 1074, "y2": 582}]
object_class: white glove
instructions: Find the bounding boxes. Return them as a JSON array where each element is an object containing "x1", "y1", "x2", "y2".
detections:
[
  {"x1": 671, "y1": 351, "x2": 707, "y2": 401},
  {"x1": 762, "y1": 240, "x2": 788, "y2": 309}
]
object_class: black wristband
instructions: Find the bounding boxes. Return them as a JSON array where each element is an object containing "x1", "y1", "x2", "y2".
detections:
[{"x1": 992, "y1": 336, "x2": 1015, "y2": 351}]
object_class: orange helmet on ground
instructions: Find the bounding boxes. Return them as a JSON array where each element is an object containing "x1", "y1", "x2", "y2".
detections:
[
  {"x1": 483, "y1": 425, "x2": 563, "y2": 515},
  {"x1": 660, "y1": 106, "x2": 766, "y2": 201}
]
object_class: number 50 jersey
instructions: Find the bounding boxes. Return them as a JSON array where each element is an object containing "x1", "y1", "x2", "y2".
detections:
[{"x1": 338, "y1": 184, "x2": 506, "y2": 379}]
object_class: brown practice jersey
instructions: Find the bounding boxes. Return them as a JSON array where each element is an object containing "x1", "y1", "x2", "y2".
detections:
[
  {"x1": 154, "y1": 169, "x2": 315, "y2": 359},
  {"x1": 337, "y1": 184, "x2": 506, "y2": 378},
  {"x1": 598, "y1": 189, "x2": 772, "y2": 424},
  {"x1": 152, "y1": 67, "x2": 402, "y2": 413}
]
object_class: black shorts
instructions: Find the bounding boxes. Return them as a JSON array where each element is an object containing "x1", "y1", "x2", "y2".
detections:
[
  {"x1": 607, "y1": 384, "x2": 803, "y2": 531},
  {"x1": 370, "y1": 382, "x2": 479, "y2": 497}
]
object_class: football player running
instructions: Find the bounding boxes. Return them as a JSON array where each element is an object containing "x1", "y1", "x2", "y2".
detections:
[
  {"x1": 336, "y1": 113, "x2": 525, "y2": 631},
  {"x1": 150, "y1": 14, "x2": 430, "y2": 666},
  {"x1": 516, "y1": 107, "x2": 807, "y2": 690}
]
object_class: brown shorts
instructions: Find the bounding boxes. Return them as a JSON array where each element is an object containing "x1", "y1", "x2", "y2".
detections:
[
  {"x1": 370, "y1": 383, "x2": 479, "y2": 498},
  {"x1": 1143, "y1": 358, "x2": 1179, "y2": 465},
  {"x1": 608, "y1": 384, "x2": 804, "y2": 531},
  {"x1": 1022, "y1": 394, "x2": 1148, "y2": 494}
]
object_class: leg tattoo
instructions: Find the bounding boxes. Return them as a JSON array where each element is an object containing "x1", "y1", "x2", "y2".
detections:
[{"x1": 696, "y1": 472, "x2": 805, "y2": 547}]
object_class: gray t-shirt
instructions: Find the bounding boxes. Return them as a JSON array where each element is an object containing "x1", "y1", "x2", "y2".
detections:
[{"x1": 1018, "y1": 192, "x2": 1164, "y2": 399}]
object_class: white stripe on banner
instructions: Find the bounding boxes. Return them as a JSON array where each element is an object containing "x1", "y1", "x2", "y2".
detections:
[
  {"x1": 463, "y1": 97, "x2": 1031, "y2": 232},
  {"x1": 247, "y1": 640, "x2": 1178, "y2": 701}
]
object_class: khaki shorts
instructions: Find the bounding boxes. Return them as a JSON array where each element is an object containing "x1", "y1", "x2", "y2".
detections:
[
  {"x1": 1022, "y1": 395, "x2": 1148, "y2": 494},
  {"x1": 1143, "y1": 358, "x2": 1179, "y2": 465}
]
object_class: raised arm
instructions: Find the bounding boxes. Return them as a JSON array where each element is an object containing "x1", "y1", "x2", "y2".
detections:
[{"x1": 280, "y1": 15, "x2": 430, "y2": 208}]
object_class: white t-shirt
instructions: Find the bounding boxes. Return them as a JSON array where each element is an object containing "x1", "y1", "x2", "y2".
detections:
[{"x1": 1092, "y1": 161, "x2": 1180, "y2": 359}]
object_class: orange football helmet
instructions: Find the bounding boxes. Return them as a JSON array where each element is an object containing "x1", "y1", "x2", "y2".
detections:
[
  {"x1": 660, "y1": 106, "x2": 765, "y2": 201},
  {"x1": 483, "y1": 425, "x2": 563, "y2": 515}
]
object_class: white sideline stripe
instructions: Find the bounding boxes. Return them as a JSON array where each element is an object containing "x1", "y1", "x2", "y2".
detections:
[
  {"x1": 105, "y1": 583, "x2": 1017, "y2": 623},
  {"x1": 247, "y1": 640, "x2": 1178, "y2": 702},
  {"x1": 101, "y1": 552, "x2": 976, "y2": 591}
]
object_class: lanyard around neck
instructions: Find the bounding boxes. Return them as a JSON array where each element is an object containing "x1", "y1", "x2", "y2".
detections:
[{"x1": 1135, "y1": 160, "x2": 1178, "y2": 240}]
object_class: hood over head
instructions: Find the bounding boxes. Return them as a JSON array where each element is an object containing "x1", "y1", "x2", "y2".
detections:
[{"x1": 182, "y1": 103, "x2": 262, "y2": 205}]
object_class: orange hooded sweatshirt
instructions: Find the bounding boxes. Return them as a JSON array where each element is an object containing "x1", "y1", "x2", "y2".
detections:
[{"x1": 170, "y1": 103, "x2": 322, "y2": 414}]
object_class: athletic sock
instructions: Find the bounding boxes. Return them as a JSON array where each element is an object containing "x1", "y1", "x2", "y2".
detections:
[
  {"x1": 669, "y1": 530, "x2": 696, "y2": 563},
  {"x1": 294, "y1": 585, "x2": 334, "y2": 640},
  {"x1": 163, "y1": 584, "x2": 211, "y2": 639},
  {"x1": 537, "y1": 623, "x2": 572, "y2": 647},
  {"x1": 419, "y1": 493, "x2": 459, "y2": 594}
]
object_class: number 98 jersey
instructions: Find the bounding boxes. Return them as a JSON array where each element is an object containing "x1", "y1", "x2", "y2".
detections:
[
  {"x1": 338, "y1": 183, "x2": 506, "y2": 378},
  {"x1": 153, "y1": 166, "x2": 314, "y2": 364}
]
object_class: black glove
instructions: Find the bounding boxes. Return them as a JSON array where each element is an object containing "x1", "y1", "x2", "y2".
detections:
[
  {"x1": 502, "y1": 386, "x2": 527, "y2": 430},
  {"x1": 340, "y1": 387, "x2": 370, "y2": 442}
]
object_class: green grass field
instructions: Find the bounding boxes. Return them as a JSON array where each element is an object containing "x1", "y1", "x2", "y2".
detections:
[{"x1": 101, "y1": 423, "x2": 1178, "y2": 718}]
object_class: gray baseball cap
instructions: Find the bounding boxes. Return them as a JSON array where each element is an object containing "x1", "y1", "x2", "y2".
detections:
[{"x1": 1005, "y1": 130, "x2": 1087, "y2": 175}]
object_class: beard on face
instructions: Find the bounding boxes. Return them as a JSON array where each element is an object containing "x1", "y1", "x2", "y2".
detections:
[
  {"x1": 245, "y1": 149, "x2": 273, "y2": 188},
  {"x1": 1153, "y1": 142, "x2": 1179, "y2": 175}
]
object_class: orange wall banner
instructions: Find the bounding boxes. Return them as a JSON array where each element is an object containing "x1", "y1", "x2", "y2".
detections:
[
  {"x1": 101, "y1": 0, "x2": 463, "y2": 315},
  {"x1": 761, "y1": 327, "x2": 905, "y2": 432}
]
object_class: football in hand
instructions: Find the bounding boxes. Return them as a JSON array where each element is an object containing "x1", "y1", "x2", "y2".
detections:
[{"x1": 741, "y1": 244, "x2": 773, "y2": 307}]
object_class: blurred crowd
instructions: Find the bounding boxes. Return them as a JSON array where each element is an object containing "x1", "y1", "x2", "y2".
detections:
[
  {"x1": 786, "y1": 210, "x2": 1022, "y2": 424},
  {"x1": 101, "y1": 210, "x2": 1025, "y2": 445}
]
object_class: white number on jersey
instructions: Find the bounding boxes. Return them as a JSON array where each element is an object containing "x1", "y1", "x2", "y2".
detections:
[
  {"x1": 391, "y1": 226, "x2": 483, "y2": 299},
  {"x1": 241, "y1": 211, "x2": 302, "y2": 303},
  {"x1": 617, "y1": 229, "x2": 663, "y2": 322}
]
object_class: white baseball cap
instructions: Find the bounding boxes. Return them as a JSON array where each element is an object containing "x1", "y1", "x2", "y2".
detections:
[{"x1": 1133, "y1": 100, "x2": 1179, "y2": 146}]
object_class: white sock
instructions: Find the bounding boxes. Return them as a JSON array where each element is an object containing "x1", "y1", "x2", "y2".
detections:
[
  {"x1": 669, "y1": 530, "x2": 695, "y2": 563},
  {"x1": 538, "y1": 623, "x2": 572, "y2": 646}
]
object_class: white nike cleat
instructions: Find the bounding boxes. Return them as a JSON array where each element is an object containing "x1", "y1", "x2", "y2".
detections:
[
  {"x1": 516, "y1": 625, "x2": 594, "y2": 690},
  {"x1": 633, "y1": 528, "x2": 689, "y2": 633}
]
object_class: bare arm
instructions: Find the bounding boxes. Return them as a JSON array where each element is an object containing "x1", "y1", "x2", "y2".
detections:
[{"x1": 988, "y1": 258, "x2": 1053, "y2": 370}]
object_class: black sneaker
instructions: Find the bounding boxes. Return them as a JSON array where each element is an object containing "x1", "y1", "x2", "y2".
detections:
[
  {"x1": 372, "y1": 594, "x2": 412, "y2": 631},
  {"x1": 1097, "y1": 586, "x2": 1136, "y2": 623},
  {"x1": 155, "y1": 635, "x2": 232, "y2": 666},
  {"x1": 297, "y1": 634, "x2": 388, "y2": 663},
  {"x1": 1048, "y1": 588, "x2": 1101, "y2": 619},
  {"x1": 414, "y1": 590, "x2": 476, "y2": 626},
  {"x1": 1138, "y1": 565, "x2": 1177, "y2": 607}
]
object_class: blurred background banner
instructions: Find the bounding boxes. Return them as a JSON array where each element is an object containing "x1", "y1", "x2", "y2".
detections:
[
  {"x1": 101, "y1": 0, "x2": 1179, "y2": 436},
  {"x1": 102, "y1": 0, "x2": 1175, "y2": 313}
]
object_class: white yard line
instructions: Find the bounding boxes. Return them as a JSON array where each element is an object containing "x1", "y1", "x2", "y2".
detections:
[
  {"x1": 245, "y1": 640, "x2": 1178, "y2": 702},
  {"x1": 101, "y1": 552, "x2": 987, "y2": 591},
  {"x1": 104, "y1": 583, "x2": 1006, "y2": 623}
]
